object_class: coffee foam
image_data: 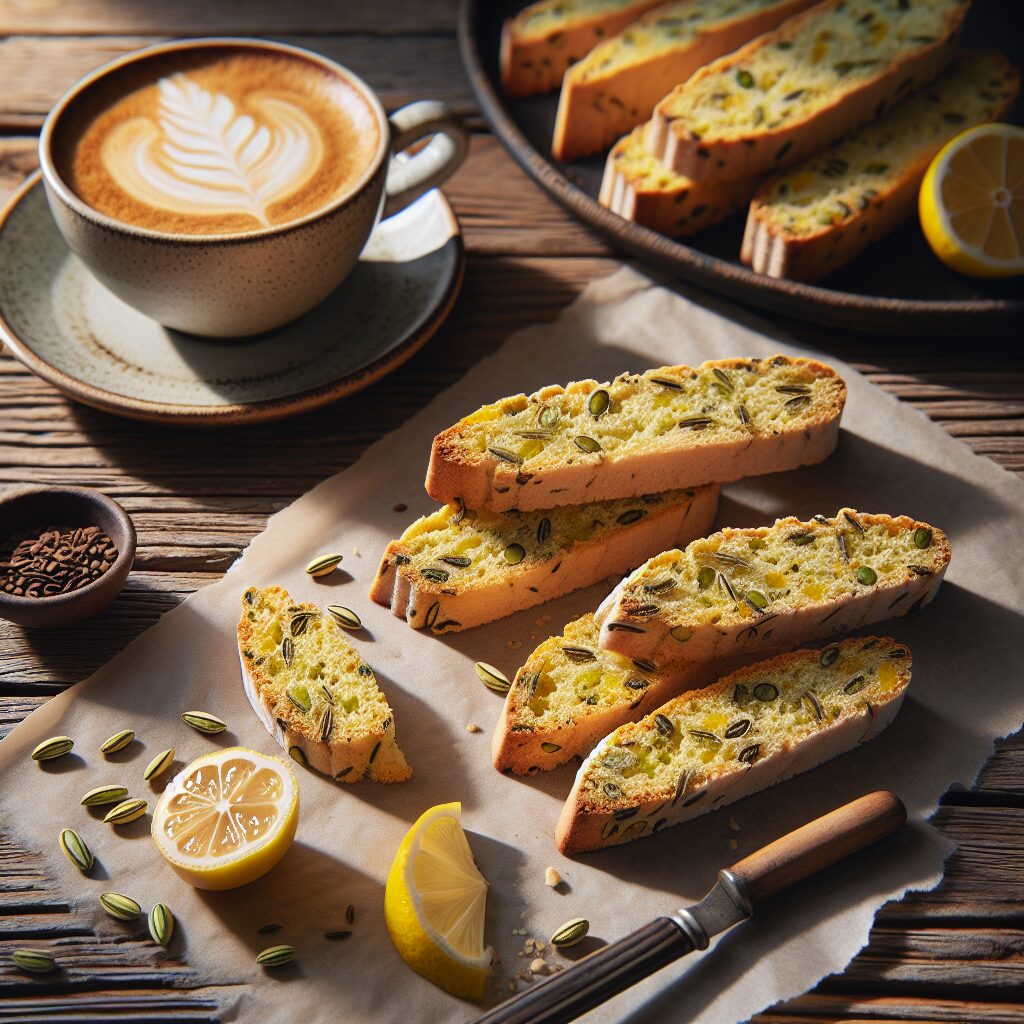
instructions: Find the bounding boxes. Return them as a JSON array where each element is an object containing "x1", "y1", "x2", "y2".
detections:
[{"x1": 57, "y1": 49, "x2": 381, "y2": 235}]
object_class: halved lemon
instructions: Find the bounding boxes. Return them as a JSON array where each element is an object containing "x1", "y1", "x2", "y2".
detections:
[
  {"x1": 919, "y1": 123, "x2": 1024, "y2": 278},
  {"x1": 151, "y1": 747, "x2": 299, "y2": 891},
  {"x1": 384, "y1": 802, "x2": 492, "y2": 1001}
]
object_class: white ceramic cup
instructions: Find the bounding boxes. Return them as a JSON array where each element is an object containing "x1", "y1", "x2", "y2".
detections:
[{"x1": 39, "y1": 38, "x2": 469, "y2": 338}]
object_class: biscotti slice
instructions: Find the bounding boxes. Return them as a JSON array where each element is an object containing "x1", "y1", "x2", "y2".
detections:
[
  {"x1": 556, "y1": 635, "x2": 911, "y2": 854},
  {"x1": 238, "y1": 586, "x2": 411, "y2": 783},
  {"x1": 596, "y1": 508, "x2": 950, "y2": 671},
  {"x1": 369, "y1": 486, "x2": 719, "y2": 634},
  {"x1": 501, "y1": 0, "x2": 666, "y2": 98},
  {"x1": 494, "y1": 612, "x2": 712, "y2": 775},
  {"x1": 554, "y1": 0, "x2": 816, "y2": 160},
  {"x1": 647, "y1": 0, "x2": 969, "y2": 181},
  {"x1": 741, "y1": 50, "x2": 1020, "y2": 281},
  {"x1": 426, "y1": 355, "x2": 845, "y2": 513},
  {"x1": 600, "y1": 122, "x2": 757, "y2": 236}
]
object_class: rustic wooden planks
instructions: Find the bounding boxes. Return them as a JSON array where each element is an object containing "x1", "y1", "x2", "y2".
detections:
[{"x1": 0, "y1": 34, "x2": 475, "y2": 130}]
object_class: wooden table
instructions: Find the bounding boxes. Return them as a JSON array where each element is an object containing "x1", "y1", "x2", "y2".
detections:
[{"x1": 1, "y1": 4, "x2": 1022, "y2": 1021}]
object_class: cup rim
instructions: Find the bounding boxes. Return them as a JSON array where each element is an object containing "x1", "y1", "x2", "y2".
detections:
[{"x1": 38, "y1": 36, "x2": 392, "y2": 245}]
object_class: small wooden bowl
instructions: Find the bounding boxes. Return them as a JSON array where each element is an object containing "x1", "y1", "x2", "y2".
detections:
[{"x1": 0, "y1": 486, "x2": 136, "y2": 628}]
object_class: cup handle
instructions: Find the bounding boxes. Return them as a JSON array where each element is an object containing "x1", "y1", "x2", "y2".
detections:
[{"x1": 382, "y1": 100, "x2": 469, "y2": 219}]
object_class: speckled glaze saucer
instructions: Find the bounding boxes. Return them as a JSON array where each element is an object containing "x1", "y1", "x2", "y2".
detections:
[{"x1": 0, "y1": 172, "x2": 464, "y2": 425}]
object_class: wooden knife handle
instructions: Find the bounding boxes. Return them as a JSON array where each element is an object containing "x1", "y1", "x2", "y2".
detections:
[
  {"x1": 468, "y1": 916, "x2": 692, "y2": 1024},
  {"x1": 470, "y1": 791, "x2": 906, "y2": 1024},
  {"x1": 727, "y1": 790, "x2": 906, "y2": 904}
]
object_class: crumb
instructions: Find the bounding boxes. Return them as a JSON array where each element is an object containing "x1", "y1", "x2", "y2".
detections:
[
  {"x1": 535, "y1": 942, "x2": 546, "y2": 951},
  {"x1": 507, "y1": 980, "x2": 516, "y2": 992},
  {"x1": 507, "y1": 639, "x2": 522, "y2": 650},
  {"x1": 520, "y1": 911, "x2": 527, "y2": 920},
  {"x1": 393, "y1": 503, "x2": 408, "y2": 513},
  {"x1": 728, "y1": 837, "x2": 738, "y2": 850},
  {"x1": 729, "y1": 817, "x2": 740, "y2": 832},
  {"x1": 466, "y1": 723, "x2": 482, "y2": 733},
  {"x1": 545, "y1": 866, "x2": 561, "y2": 888},
  {"x1": 530, "y1": 958, "x2": 547, "y2": 975},
  {"x1": 353, "y1": 546, "x2": 361, "y2": 557}
]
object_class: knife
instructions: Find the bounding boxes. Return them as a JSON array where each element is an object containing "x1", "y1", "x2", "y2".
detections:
[{"x1": 470, "y1": 790, "x2": 906, "y2": 1024}]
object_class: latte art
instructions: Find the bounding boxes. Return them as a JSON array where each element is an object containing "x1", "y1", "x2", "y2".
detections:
[
  {"x1": 104, "y1": 74, "x2": 324, "y2": 227},
  {"x1": 60, "y1": 49, "x2": 381, "y2": 235}
]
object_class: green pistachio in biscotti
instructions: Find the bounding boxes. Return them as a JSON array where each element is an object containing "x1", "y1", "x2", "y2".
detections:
[
  {"x1": 425, "y1": 356, "x2": 846, "y2": 515},
  {"x1": 557, "y1": 635, "x2": 914, "y2": 855},
  {"x1": 238, "y1": 586, "x2": 410, "y2": 783},
  {"x1": 494, "y1": 612, "x2": 687, "y2": 777},
  {"x1": 371, "y1": 484, "x2": 719, "y2": 635},
  {"x1": 600, "y1": 508, "x2": 950, "y2": 666}
]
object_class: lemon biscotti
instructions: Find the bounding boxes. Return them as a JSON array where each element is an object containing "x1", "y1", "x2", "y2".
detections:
[
  {"x1": 493, "y1": 612, "x2": 715, "y2": 775},
  {"x1": 596, "y1": 508, "x2": 950, "y2": 671},
  {"x1": 647, "y1": 0, "x2": 969, "y2": 181},
  {"x1": 370, "y1": 486, "x2": 718, "y2": 634},
  {"x1": 426, "y1": 356, "x2": 846, "y2": 513},
  {"x1": 501, "y1": 0, "x2": 665, "y2": 98},
  {"x1": 556, "y1": 636, "x2": 912, "y2": 854},
  {"x1": 741, "y1": 50, "x2": 1020, "y2": 281},
  {"x1": 238, "y1": 586, "x2": 411, "y2": 782},
  {"x1": 553, "y1": 0, "x2": 816, "y2": 160},
  {"x1": 600, "y1": 123, "x2": 757, "y2": 235}
]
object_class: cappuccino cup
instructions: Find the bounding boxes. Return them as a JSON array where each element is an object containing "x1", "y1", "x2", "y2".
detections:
[{"x1": 39, "y1": 38, "x2": 469, "y2": 337}]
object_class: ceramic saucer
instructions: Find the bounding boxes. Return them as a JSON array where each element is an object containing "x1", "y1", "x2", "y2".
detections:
[{"x1": 0, "y1": 172, "x2": 464, "y2": 425}]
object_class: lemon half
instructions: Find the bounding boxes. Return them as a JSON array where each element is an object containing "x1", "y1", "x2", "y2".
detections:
[
  {"x1": 919, "y1": 123, "x2": 1024, "y2": 278},
  {"x1": 384, "y1": 802, "x2": 493, "y2": 1001},
  {"x1": 151, "y1": 746, "x2": 299, "y2": 891}
]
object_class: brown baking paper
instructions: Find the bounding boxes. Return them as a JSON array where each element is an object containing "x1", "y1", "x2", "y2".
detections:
[{"x1": 2, "y1": 265, "x2": 1022, "y2": 1023}]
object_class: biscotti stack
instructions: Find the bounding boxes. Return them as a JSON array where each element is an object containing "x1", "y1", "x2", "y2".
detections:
[
  {"x1": 508, "y1": 505, "x2": 950, "y2": 854},
  {"x1": 600, "y1": 0, "x2": 973, "y2": 239},
  {"x1": 505, "y1": 1, "x2": 1017, "y2": 278},
  {"x1": 371, "y1": 355, "x2": 845, "y2": 633}
]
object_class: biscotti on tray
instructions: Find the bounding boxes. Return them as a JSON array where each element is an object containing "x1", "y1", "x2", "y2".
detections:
[
  {"x1": 426, "y1": 356, "x2": 846, "y2": 513},
  {"x1": 596, "y1": 508, "x2": 950, "y2": 670},
  {"x1": 742, "y1": 49, "x2": 1020, "y2": 281},
  {"x1": 369, "y1": 485, "x2": 718, "y2": 634},
  {"x1": 501, "y1": 0, "x2": 666, "y2": 98},
  {"x1": 556, "y1": 635, "x2": 911, "y2": 853},
  {"x1": 238, "y1": 586, "x2": 411, "y2": 782},
  {"x1": 647, "y1": 0, "x2": 970, "y2": 181},
  {"x1": 600, "y1": 123, "x2": 757, "y2": 235},
  {"x1": 492, "y1": 612, "x2": 717, "y2": 775},
  {"x1": 554, "y1": 0, "x2": 816, "y2": 160}
]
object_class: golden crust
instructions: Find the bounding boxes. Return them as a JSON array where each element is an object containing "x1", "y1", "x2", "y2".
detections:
[
  {"x1": 237, "y1": 586, "x2": 410, "y2": 783},
  {"x1": 647, "y1": 0, "x2": 968, "y2": 181},
  {"x1": 425, "y1": 355, "x2": 847, "y2": 513},
  {"x1": 556, "y1": 635, "x2": 912, "y2": 854},
  {"x1": 501, "y1": 0, "x2": 665, "y2": 98},
  {"x1": 370, "y1": 486, "x2": 720, "y2": 634},
  {"x1": 741, "y1": 51, "x2": 1019, "y2": 281}
]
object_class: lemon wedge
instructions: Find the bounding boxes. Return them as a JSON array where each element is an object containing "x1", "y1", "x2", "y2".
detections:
[
  {"x1": 919, "y1": 123, "x2": 1024, "y2": 278},
  {"x1": 151, "y1": 747, "x2": 299, "y2": 891},
  {"x1": 384, "y1": 802, "x2": 492, "y2": 1001}
]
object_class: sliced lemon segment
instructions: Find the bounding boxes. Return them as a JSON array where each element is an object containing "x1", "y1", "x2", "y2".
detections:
[
  {"x1": 384, "y1": 802, "x2": 492, "y2": 1001},
  {"x1": 151, "y1": 746, "x2": 298, "y2": 891},
  {"x1": 919, "y1": 123, "x2": 1024, "y2": 278}
]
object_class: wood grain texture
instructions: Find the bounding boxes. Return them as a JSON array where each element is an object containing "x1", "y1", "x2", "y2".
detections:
[
  {"x1": 0, "y1": 1, "x2": 459, "y2": 34},
  {"x1": 0, "y1": 34, "x2": 476, "y2": 130},
  {"x1": 0, "y1": 3, "x2": 1022, "y2": 1021}
]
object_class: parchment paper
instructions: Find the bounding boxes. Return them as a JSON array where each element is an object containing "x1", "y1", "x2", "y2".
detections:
[{"x1": 2, "y1": 264, "x2": 1022, "y2": 1024}]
